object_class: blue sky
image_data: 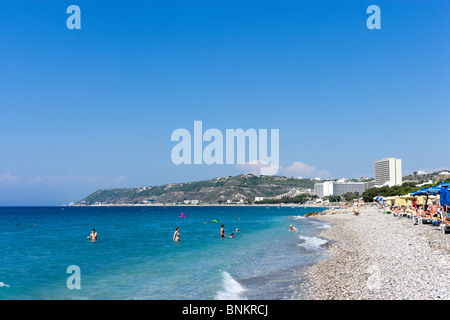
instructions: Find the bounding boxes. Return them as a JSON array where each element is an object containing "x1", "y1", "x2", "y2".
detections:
[{"x1": 0, "y1": 0, "x2": 448, "y2": 205}]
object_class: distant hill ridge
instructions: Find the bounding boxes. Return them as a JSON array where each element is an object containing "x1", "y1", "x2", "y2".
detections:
[{"x1": 73, "y1": 174, "x2": 316, "y2": 205}]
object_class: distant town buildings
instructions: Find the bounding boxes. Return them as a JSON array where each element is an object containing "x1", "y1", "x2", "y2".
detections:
[
  {"x1": 254, "y1": 188, "x2": 313, "y2": 202},
  {"x1": 314, "y1": 181, "x2": 373, "y2": 197},
  {"x1": 183, "y1": 200, "x2": 200, "y2": 205},
  {"x1": 374, "y1": 157, "x2": 402, "y2": 187}
]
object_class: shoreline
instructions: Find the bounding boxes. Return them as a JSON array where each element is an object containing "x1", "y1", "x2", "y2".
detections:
[
  {"x1": 66, "y1": 203, "x2": 339, "y2": 208},
  {"x1": 299, "y1": 206, "x2": 450, "y2": 299}
]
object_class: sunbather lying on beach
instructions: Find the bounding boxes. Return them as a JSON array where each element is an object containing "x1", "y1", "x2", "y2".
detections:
[{"x1": 421, "y1": 210, "x2": 432, "y2": 218}]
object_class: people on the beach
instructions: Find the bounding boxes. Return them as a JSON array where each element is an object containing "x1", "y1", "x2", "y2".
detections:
[
  {"x1": 443, "y1": 215, "x2": 450, "y2": 226},
  {"x1": 418, "y1": 205, "x2": 432, "y2": 218},
  {"x1": 87, "y1": 229, "x2": 97, "y2": 240},
  {"x1": 173, "y1": 227, "x2": 180, "y2": 242},
  {"x1": 430, "y1": 202, "x2": 437, "y2": 217}
]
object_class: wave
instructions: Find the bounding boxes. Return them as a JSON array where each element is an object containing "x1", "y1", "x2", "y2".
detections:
[
  {"x1": 215, "y1": 271, "x2": 247, "y2": 300},
  {"x1": 0, "y1": 282, "x2": 10, "y2": 288},
  {"x1": 309, "y1": 221, "x2": 332, "y2": 229},
  {"x1": 297, "y1": 236, "x2": 328, "y2": 250}
]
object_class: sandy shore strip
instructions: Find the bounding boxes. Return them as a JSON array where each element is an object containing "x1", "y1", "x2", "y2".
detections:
[{"x1": 299, "y1": 206, "x2": 450, "y2": 300}]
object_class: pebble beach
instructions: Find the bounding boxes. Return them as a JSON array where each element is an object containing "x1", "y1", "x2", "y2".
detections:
[{"x1": 299, "y1": 206, "x2": 450, "y2": 300}]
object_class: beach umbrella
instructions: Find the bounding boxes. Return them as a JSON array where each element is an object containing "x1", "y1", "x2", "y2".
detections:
[
  {"x1": 412, "y1": 188, "x2": 430, "y2": 196},
  {"x1": 399, "y1": 194, "x2": 415, "y2": 206},
  {"x1": 427, "y1": 186, "x2": 441, "y2": 195},
  {"x1": 384, "y1": 196, "x2": 396, "y2": 205},
  {"x1": 411, "y1": 188, "x2": 432, "y2": 207},
  {"x1": 440, "y1": 185, "x2": 450, "y2": 207},
  {"x1": 400, "y1": 194, "x2": 415, "y2": 200}
]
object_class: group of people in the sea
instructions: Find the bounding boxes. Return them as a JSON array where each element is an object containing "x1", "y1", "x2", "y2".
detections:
[
  {"x1": 173, "y1": 223, "x2": 240, "y2": 242},
  {"x1": 87, "y1": 216, "x2": 300, "y2": 243}
]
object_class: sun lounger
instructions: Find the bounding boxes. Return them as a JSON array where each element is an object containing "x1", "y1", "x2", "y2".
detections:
[
  {"x1": 441, "y1": 224, "x2": 450, "y2": 234},
  {"x1": 432, "y1": 219, "x2": 440, "y2": 226},
  {"x1": 418, "y1": 216, "x2": 433, "y2": 224}
]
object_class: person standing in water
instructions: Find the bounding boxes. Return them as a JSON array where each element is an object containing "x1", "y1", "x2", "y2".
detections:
[
  {"x1": 220, "y1": 225, "x2": 226, "y2": 238},
  {"x1": 173, "y1": 227, "x2": 180, "y2": 242},
  {"x1": 87, "y1": 229, "x2": 97, "y2": 240}
]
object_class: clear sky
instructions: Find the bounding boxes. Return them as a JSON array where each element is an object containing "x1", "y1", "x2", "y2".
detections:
[{"x1": 0, "y1": 0, "x2": 448, "y2": 205}]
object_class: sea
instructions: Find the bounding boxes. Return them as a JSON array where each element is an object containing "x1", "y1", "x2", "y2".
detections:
[{"x1": 0, "y1": 206, "x2": 332, "y2": 300}]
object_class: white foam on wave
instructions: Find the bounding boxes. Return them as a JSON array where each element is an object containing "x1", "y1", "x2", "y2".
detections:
[
  {"x1": 293, "y1": 215, "x2": 305, "y2": 220},
  {"x1": 310, "y1": 221, "x2": 332, "y2": 229},
  {"x1": 0, "y1": 282, "x2": 10, "y2": 288},
  {"x1": 318, "y1": 223, "x2": 332, "y2": 229},
  {"x1": 297, "y1": 236, "x2": 328, "y2": 250},
  {"x1": 215, "y1": 271, "x2": 247, "y2": 300}
]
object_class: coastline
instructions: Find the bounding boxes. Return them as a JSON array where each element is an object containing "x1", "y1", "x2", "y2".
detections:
[
  {"x1": 299, "y1": 206, "x2": 450, "y2": 300},
  {"x1": 67, "y1": 203, "x2": 338, "y2": 208}
]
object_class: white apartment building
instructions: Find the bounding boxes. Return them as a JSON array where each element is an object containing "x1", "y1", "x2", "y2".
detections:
[
  {"x1": 314, "y1": 181, "x2": 372, "y2": 198},
  {"x1": 314, "y1": 181, "x2": 334, "y2": 197},
  {"x1": 374, "y1": 157, "x2": 402, "y2": 187}
]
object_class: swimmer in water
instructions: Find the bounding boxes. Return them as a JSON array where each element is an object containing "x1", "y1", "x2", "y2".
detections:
[
  {"x1": 289, "y1": 225, "x2": 297, "y2": 232},
  {"x1": 203, "y1": 219, "x2": 219, "y2": 224},
  {"x1": 235, "y1": 228, "x2": 240, "y2": 233},
  {"x1": 173, "y1": 227, "x2": 180, "y2": 242},
  {"x1": 87, "y1": 229, "x2": 98, "y2": 240},
  {"x1": 230, "y1": 233, "x2": 235, "y2": 239},
  {"x1": 220, "y1": 224, "x2": 226, "y2": 238}
]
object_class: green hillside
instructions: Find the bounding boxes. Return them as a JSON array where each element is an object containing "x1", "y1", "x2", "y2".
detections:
[{"x1": 74, "y1": 174, "x2": 315, "y2": 205}]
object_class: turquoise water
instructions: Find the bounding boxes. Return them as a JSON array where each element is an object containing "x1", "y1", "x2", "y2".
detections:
[{"x1": 0, "y1": 206, "x2": 330, "y2": 300}]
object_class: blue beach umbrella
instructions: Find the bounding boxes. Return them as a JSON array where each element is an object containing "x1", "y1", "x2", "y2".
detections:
[
  {"x1": 440, "y1": 184, "x2": 450, "y2": 207},
  {"x1": 427, "y1": 186, "x2": 441, "y2": 195},
  {"x1": 411, "y1": 188, "x2": 430, "y2": 196}
]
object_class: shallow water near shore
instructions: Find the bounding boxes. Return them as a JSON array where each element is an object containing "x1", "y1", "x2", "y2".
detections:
[{"x1": 0, "y1": 206, "x2": 330, "y2": 300}]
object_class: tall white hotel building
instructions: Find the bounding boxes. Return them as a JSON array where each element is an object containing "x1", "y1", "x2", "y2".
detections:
[{"x1": 374, "y1": 157, "x2": 402, "y2": 187}]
